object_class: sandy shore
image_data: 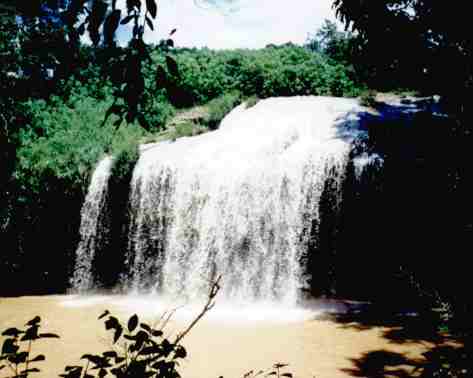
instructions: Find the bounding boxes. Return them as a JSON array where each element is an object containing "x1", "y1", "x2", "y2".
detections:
[{"x1": 0, "y1": 296, "x2": 432, "y2": 378}]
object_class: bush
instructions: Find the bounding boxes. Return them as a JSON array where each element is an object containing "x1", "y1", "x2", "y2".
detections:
[
  {"x1": 359, "y1": 90, "x2": 378, "y2": 107},
  {"x1": 245, "y1": 96, "x2": 260, "y2": 109},
  {"x1": 203, "y1": 92, "x2": 242, "y2": 130},
  {"x1": 15, "y1": 96, "x2": 148, "y2": 194}
]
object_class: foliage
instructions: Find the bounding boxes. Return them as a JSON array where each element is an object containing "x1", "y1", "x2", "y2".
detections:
[
  {"x1": 15, "y1": 95, "x2": 147, "y2": 194},
  {"x1": 359, "y1": 90, "x2": 377, "y2": 108},
  {"x1": 60, "y1": 311, "x2": 186, "y2": 378},
  {"x1": 0, "y1": 316, "x2": 59, "y2": 377},
  {"x1": 244, "y1": 96, "x2": 260, "y2": 109},
  {"x1": 154, "y1": 45, "x2": 363, "y2": 106},
  {"x1": 332, "y1": 0, "x2": 473, "y2": 106},
  {"x1": 1, "y1": 0, "x2": 175, "y2": 128},
  {"x1": 203, "y1": 92, "x2": 242, "y2": 130}
]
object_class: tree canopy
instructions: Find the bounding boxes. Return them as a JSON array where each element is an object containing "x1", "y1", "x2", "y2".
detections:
[{"x1": 333, "y1": 0, "x2": 473, "y2": 113}]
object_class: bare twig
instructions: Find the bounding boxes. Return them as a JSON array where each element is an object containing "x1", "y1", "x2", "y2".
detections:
[{"x1": 174, "y1": 275, "x2": 221, "y2": 345}]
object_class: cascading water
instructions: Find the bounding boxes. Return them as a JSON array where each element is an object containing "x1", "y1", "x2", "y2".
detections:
[
  {"x1": 71, "y1": 96, "x2": 371, "y2": 305},
  {"x1": 123, "y1": 97, "x2": 365, "y2": 305},
  {"x1": 71, "y1": 156, "x2": 114, "y2": 292}
]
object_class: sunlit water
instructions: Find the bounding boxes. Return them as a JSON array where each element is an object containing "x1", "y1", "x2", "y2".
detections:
[
  {"x1": 72, "y1": 96, "x2": 371, "y2": 307},
  {"x1": 71, "y1": 156, "x2": 114, "y2": 291}
]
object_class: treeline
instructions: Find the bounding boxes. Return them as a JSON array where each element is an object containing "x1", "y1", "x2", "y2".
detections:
[{"x1": 0, "y1": 35, "x2": 366, "y2": 294}]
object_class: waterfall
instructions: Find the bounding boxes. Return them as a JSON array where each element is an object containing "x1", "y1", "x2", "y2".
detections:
[
  {"x1": 71, "y1": 156, "x2": 114, "y2": 292},
  {"x1": 124, "y1": 97, "x2": 365, "y2": 305}
]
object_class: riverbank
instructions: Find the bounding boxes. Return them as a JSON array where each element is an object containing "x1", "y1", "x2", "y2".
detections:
[{"x1": 0, "y1": 295, "x2": 439, "y2": 378}]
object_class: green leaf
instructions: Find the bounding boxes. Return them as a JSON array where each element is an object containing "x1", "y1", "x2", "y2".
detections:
[
  {"x1": 128, "y1": 314, "x2": 139, "y2": 332},
  {"x1": 146, "y1": 0, "x2": 157, "y2": 19}
]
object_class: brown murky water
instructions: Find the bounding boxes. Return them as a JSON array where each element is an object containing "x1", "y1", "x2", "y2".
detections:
[{"x1": 0, "y1": 296, "x2": 432, "y2": 378}]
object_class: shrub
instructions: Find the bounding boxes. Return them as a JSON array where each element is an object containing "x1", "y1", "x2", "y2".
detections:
[
  {"x1": 245, "y1": 96, "x2": 260, "y2": 109},
  {"x1": 15, "y1": 96, "x2": 148, "y2": 194},
  {"x1": 203, "y1": 92, "x2": 242, "y2": 130},
  {"x1": 359, "y1": 90, "x2": 378, "y2": 107}
]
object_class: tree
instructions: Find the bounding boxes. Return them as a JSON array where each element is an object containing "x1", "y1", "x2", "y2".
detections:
[
  {"x1": 0, "y1": 0, "x2": 177, "y2": 128},
  {"x1": 332, "y1": 0, "x2": 473, "y2": 114}
]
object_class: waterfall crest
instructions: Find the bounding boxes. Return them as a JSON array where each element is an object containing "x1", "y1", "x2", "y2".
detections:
[
  {"x1": 124, "y1": 97, "x2": 364, "y2": 305},
  {"x1": 71, "y1": 156, "x2": 114, "y2": 292}
]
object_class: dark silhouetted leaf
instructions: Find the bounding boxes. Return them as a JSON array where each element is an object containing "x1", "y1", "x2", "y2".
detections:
[
  {"x1": 140, "y1": 345, "x2": 161, "y2": 355},
  {"x1": 161, "y1": 338, "x2": 174, "y2": 357},
  {"x1": 146, "y1": 0, "x2": 157, "y2": 19},
  {"x1": 151, "y1": 329, "x2": 163, "y2": 337},
  {"x1": 273, "y1": 363, "x2": 288, "y2": 369},
  {"x1": 104, "y1": 9, "x2": 122, "y2": 45},
  {"x1": 174, "y1": 345, "x2": 186, "y2": 359},
  {"x1": 128, "y1": 314, "x2": 139, "y2": 332},
  {"x1": 65, "y1": 365, "x2": 82, "y2": 371},
  {"x1": 103, "y1": 351, "x2": 118, "y2": 358},
  {"x1": 105, "y1": 316, "x2": 120, "y2": 331},
  {"x1": 281, "y1": 374, "x2": 293, "y2": 378},
  {"x1": 166, "y1": 55, "x2": 179, "y2": 77},
  {"x1": 9, "y1": 351, "x2": 28, "y2": 364},
  {"x1": 98, "y1": 310, "x2": 110, "y2": 320},
  {"x1": 21, "y1": 326, "x2": 39, "y2": 341},
  {"x1": 113, "y1": 325, "x2": 123, "y2": 344},
  {"x1": 145, "y1": 16, "x2": 154, "y2": 31},
  {"x1": 140, "y1": 323, "x2": 151, "y2": 333},
  {"x1": 78, "y1": 22, "x2": 86, "y2": 35},
  {"x1": 60, "y1": 366, "x2": 82, "y2": 378},
  {"x1": 120, "y1": 14, "x2": 134, "y2": 24},
  {"x1": 2, "y1": 328, "x2": 24, "y2": 337},
  {"x1": 28, "y1": 354, "x2": 46, "y2": 362},
  {"x1": 155, "y1": 65, "x2": 167, "y2": 89},
  {"x1": 170, "y1": 28, "x2": 177, "y2": 35},
  {"x1": 20, "y1": 368, "x2": 40, "y2": 374},
  {"x1": 26, "y1": 316, "x2": 41, "y2": 326},
  {"x1": 99, "y1": 368, "x2": 107, "y2": 378},
  {"x1": 39, "y1": 333, "x2": 60, "y2": 338},
  {"x1": 81, "y1": 354, "x2": 105, "y2": 365}
]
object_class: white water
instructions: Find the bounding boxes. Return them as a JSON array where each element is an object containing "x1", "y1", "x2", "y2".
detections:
[
  {"x1": 125, "y1": 97, "x2": 365, "y2": 305},
  {"x1": 71, "y1": 156, "x2": 114, "y2": 291}
]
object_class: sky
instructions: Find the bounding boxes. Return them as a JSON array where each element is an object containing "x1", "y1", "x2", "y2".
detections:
[{"x1": 116, "y1": 0, "x2": 341, "y2": 49}]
